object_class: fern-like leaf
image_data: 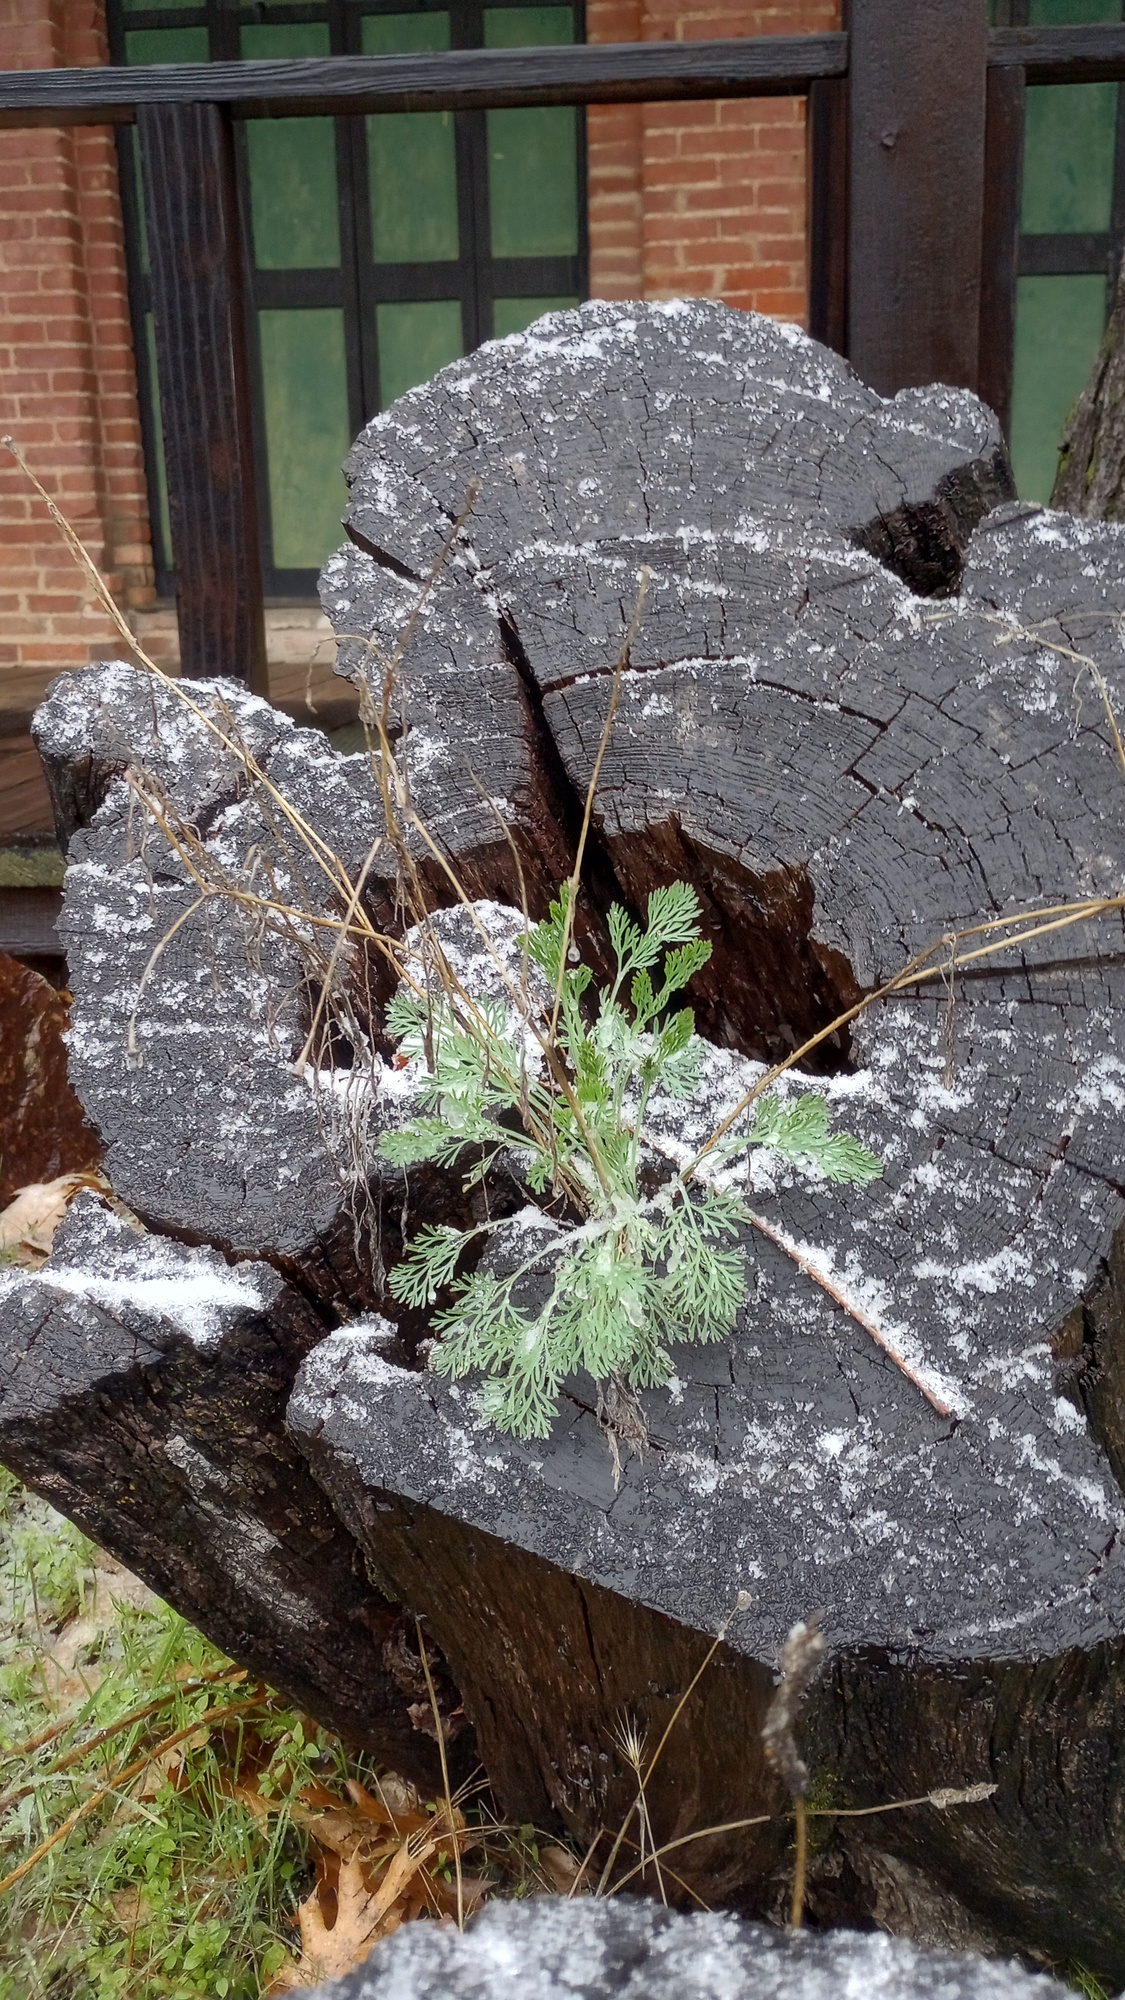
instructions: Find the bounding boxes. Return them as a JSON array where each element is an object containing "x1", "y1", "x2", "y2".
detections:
[{"x1": 388, "y1": 1223, "x2": 475, "y2": 1307}]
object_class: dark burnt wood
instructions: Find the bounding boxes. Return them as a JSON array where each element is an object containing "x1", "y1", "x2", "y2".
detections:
[
  {"x1": 0, "y1": 952, "x2": 99, "y2": 1204},
  {"x1": 978, "y1": 62, "x2": 1024, "y2": 438},
  {"x1": 0, "y1": 36, "x2": 848, "y2": 129},
  {"x1": 303, "y1": 1464, "x2": 789, "y2": 1901},
  {"x1": 989, "y1": 22, "x2": 1125, "y2": 86},
  {"x1": 138, "y1": 102, "x2": 267, "y2": 691},
  {"x1": 806, "y1": 76, "x2": 848, "y2": 359},
  {"x1": 848, "y1": 0, "x2": 988, "y2": 395},
  {"x1": 0, "y1": 888, "x2": 61, "y2": 963}
]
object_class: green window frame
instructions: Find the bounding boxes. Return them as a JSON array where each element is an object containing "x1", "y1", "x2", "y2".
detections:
[
  {"x1": 109, "y1": 0, "x2": 587, "y2": 596},
  {"x1": 992, "y1": 0, "x2": 1125, "y2": 500}
]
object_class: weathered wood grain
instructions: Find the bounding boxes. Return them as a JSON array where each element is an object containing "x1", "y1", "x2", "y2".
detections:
[
  {"x1": 0, "y1": 37, "x2": 849, "y2": 129},
  {"x1": 0, "y1": 1193, "x2": 465, "y2": 1784},
  {"x1": 0, "y1": 951, "x2": 100, "y2": 1204}
]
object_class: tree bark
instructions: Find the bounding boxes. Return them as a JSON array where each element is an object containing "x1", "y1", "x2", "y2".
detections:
[{"x1": 1052, "y1": 252, "x2": 1125, "y2": 518}]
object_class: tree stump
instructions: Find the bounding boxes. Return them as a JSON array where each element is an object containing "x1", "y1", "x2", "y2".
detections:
[{"x1": 4, "y1": 304, "x2": 1125, "y2": 1978}]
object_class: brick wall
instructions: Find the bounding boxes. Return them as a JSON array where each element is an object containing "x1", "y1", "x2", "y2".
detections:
[
  {"x1": 586, "y1": 0, "x2": 840, "y2": 320},
  {"x1": 0, "y1": 0, "x2": 837, "y2": 838},
  {"x1": 0, "y1": 2, "x2": 154, "y2": 721}
]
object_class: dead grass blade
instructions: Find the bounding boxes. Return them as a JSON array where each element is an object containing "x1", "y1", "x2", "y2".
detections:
[
  {"x1": 414, "y1": 1617, "x2": 464, "y2": 1929},
  {"x1": 0, "y1": 1694, "x2": 265, "y2": 1898}
]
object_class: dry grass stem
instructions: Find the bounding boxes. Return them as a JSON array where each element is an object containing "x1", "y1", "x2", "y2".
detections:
[
  {"x1": 413, "y1": 1618, "x2": 464, "y2": 1930},
  {"x1": 0, "y1": 1693, "x2": 265, "y2": 1899}
]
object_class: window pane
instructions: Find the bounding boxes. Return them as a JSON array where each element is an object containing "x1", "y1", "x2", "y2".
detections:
[
  {"x1": 240, "y1": 26, "x2": 340, "y2": 270},
  {"x1": 485, "y1": 7, "x2": 578, "y2": 259},
  {"x1": 124, "y1": 30, "x2": 210, "y2": 272},
  {"x1": 258, "y1": 310, "x2": 351, "y2": 570},
  {"x1": 1029, "y1": 0, "x2": 1120, "y2": 21},
  {"x1": 124, "y1": 27, "x2": 208, "y2": 63},
  {"x1": 1022, "y1": 83, "x2": 1118, "y2": 233},
  {"x1": 1010, "y1": 273, "x2": 1107, "y2": 501},
  {"x1": 377, "y1": 301, "x2": 463, "y2": 405},
  {"x1": 363, "y1": 15, "x2": 459, "y2": 264},
  {"x1": 144, "y1": 312, "x2": 173, "y2": 572},
  {"x1": 493, "y1": 294, "x2": 578, "y2": 338}
]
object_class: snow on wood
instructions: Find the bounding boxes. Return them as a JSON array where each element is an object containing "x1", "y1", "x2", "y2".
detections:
[{"x1": 4, "y1": 302, "x2": 1125, "y2": 1977}]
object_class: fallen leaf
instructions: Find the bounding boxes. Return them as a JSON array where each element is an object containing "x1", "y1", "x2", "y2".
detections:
[
  {"x1": 539, "y1": 1845, "x2": 586, "y2": 1894},
  {"x1": 266, "y1": 1853, "x2": 388, "y2": 1990},
  {"x1": 0, "y1": 1173, "x2": 102, "y2": 1268},
  {"x1": 372, "y1": 1772, "x2": 424, "y2": 1817}
]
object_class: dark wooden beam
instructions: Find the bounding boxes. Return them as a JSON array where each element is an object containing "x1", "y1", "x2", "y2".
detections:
[
  {"x1": 138, "y1": 102, "x2": 267, "y2": 691},
  {"x1": 0, "y1": 890, "x2": 62, "y2": 964},
  {"x1": 0, "y1": 36, "x2": 848, "y2": 129},
  {"x1": 1019, "y1": 232, "x2": 1114, "y2": 276},
  {"x1": 979, "y1": 62, "x2": 1024, "y2": 439},
  {"x1": 806, "y1": 76, "x2": 848, "y2": 358},
  {"x1": 989, "y1": 23, "x2": 1125, "y2": 86},
  {"x1": 847, "y1": 0, "x2": 988, "y2": 397}
]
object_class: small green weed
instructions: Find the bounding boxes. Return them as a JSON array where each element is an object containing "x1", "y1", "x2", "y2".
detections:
[{"x1": 384, "y1": 882, "x2": 880, "y2": 1438}]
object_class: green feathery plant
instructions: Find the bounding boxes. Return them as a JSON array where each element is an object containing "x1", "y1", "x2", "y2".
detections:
[{"x1": 382, "y1": 882, "x2": 881, "y2": 1439}]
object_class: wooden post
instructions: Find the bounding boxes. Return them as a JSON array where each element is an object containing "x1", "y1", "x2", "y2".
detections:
[
  {"x1": 847, "y1": 0, "x2": 989, "y2": 396},
  {"x1": 978, "y1": 63, "x2": 1025, "y2": 437},
  {"x1": 137, "y1": 102, "x2": 268, "y2": 692},
  {"x1": 807, "y1": 77, "x2": 849, "y2": 358}
]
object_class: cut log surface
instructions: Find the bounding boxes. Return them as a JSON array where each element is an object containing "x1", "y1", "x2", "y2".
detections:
[
  {"x1": 6, "y1": 304, "x2": 1125, "y2": 1974},
  {"x1": 0, "y1": 1192, "x2": 462, "y2": 1786}
]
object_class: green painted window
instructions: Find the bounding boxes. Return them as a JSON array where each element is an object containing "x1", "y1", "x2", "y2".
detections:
[
  {"x1": 241, "y1": 27, "x2": 341, "y2": 271},
  {"x1": 364, "y1": 15, "x2": 460, "y2": 264},
  {"x1": 1021, "y1": 84, "x2": 1117, "y2": 235},
  {"x1": 485, "y1": 9, "x2": 579, "y2": 260},
  {"x1": 123, "y1": 27, "x2": 208, "y2": 65},
  {"x1": 1000, "y1": 0, "x2": 1125, "y2": 499},
  {"x1": 1010, "y1": 274, "x2": 1109, "y2": 498},
  {"x1": 109, "y1": 0, "x2": 587, "y2": 594},
  {"x1": 493, "y1": 294, "x2": 580, "y2": 338},
  {"x1": 259, "y1": 311, "x2": 353, "y2": 571},
  {"x1": 377, "y1": 301, "x2": 466, "y2": 403}
]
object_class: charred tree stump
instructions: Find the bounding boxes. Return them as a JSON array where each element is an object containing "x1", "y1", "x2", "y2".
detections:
[{"x1": 5, "y1": 304, "x2": 1125, "y2": 1978}]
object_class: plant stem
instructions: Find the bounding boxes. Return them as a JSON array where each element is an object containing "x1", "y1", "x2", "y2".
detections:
[
  {"x1": 414, "y1": 1619, "x2": 464, "y2": 1931},
  {"x1": 790, "y1": 1797, "x2": 807, "y2": 1928}
]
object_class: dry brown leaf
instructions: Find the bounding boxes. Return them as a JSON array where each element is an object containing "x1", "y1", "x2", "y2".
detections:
[
  {"x1": 266, "y1": 1853, "x2": 389, "y2": 1991},
  {"x1": 539, "y1": 1844, "x2": 586, "y2": 1894},
  {"x1": 0, "y1": 1173, "x2": 101, "y2": 1268},
  {"x1": 370, "y1": 1771, "x2": 424, "y2": 1817}
]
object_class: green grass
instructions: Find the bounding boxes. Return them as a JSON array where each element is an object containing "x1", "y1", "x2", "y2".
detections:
[{"x1": 0, "y1": 1468, "x2": 340, "y2": 2000}]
